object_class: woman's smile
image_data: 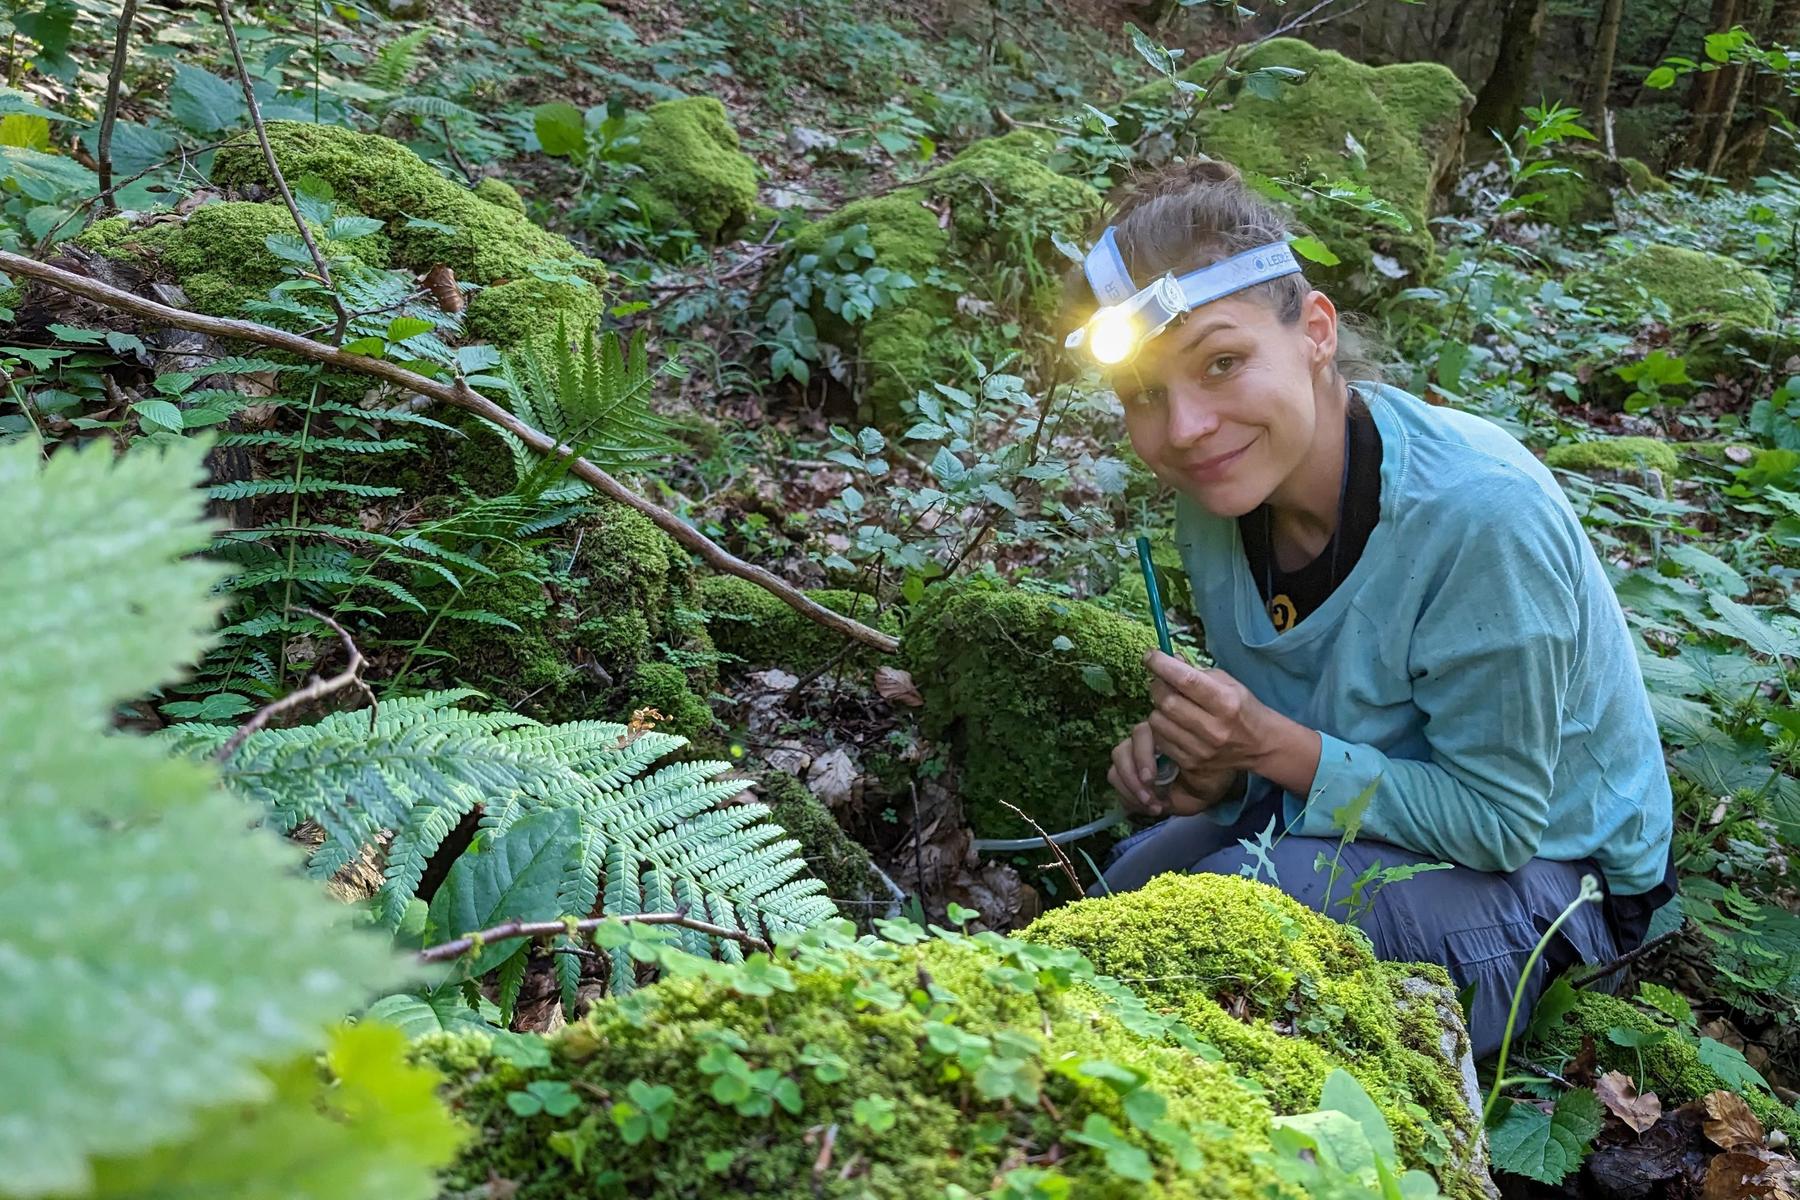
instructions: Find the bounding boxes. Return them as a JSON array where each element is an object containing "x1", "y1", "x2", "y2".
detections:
[{"x1": 1176, "y1": 433, "x2": 1259, "y2": 483}]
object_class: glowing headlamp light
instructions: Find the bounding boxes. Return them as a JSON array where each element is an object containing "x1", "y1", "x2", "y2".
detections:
[{"x1": 1064, "y1": 227, "x2": 1304, "y2": 368}]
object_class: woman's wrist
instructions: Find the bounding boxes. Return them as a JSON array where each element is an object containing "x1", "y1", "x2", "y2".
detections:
[{"x1": 1249, "y1": 712, "x2": 1323, "y2": 796}]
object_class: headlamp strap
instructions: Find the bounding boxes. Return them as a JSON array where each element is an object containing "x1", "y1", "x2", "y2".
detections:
[
  {"x1": 1081, "y1": 226, "x2": 1137, "y2": 306},
  {"x1": 1081, "y1": 226, "x2": 1303, "y2": 313}
]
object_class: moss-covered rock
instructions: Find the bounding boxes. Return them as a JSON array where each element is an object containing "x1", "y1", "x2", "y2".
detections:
[
  {"x1": 698, "y1": 573, "x2": 898, "y2": 674},
  {"x1": 473, "y1": 176, "x2": 527, "y2": 214},
  {"x1": 1529, "y1": 147, "x2": 1667, "y2": 228},
  {"x1": 1544, "y1": 435, "x2": 1679, "y2": 477},
  {"x1": 420, "y1": 875, "x2": 1486, "y2": 1198},
  {"x1": 1118, "y1": 39, "x2": 1472, "y2": 297},
  {"x1": 756, "y1": 770, "x2": 884, "y2": 917},
  {"x1": 1575, "y1": 243, "x2": 1778, "y2": 330},
  {"x1": 902, "y1": 582, "x2": 1156, "y2": 839},
  {"x1": 72, "y1": 201, "x2": 362, "y2": 316},
  {"x1": 627, "y1": 97, "x2": 760, "y2": 242},
  {"x1": 788, "y1": 129, "x2": 1101, "y2": 425},
  {"x1": 1023, "y1": 875, "x2": 1482, "y2": 1184},
  {"x1": 428, "y1": 505, "x2": 713, "y2": 724},
  {"x1": 1531, "y1": 991, "x2": 1799, "y2": 1135},
  {"x1": 212, "y1": 121, "x2": 602, "y2": 290}
]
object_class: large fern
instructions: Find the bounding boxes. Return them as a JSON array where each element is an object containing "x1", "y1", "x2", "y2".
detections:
[{"x1": 165, "y1": 692, "x2": 835, "y2": 994}]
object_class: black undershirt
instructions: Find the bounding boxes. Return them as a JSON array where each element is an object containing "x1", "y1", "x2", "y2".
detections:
[{"x1": 1240, "y1": 399, "x2": 1382, "y2": 634}]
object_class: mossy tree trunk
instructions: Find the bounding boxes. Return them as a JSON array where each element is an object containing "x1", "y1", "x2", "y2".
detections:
[
  {"x1": 1586, "y1": 0, "x2": 1627, "y2": 131},
  {"x1": 1718, "y1": 0, "x2": 1798, "y2": 182},
  {"x1": 1468, "y1": 0, "x2": 1549, "y2": 143}
]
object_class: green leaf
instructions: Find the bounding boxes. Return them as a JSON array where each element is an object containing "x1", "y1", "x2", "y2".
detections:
[
  {"x1": 533, "y1": 102, "x2": 586, "y2": 157},
  {"x1": 1320, "y1": 1068, "x2": 1395, "y2": 1163},
  {"x1": 0, "y1": 438, "x2": 402, "y2": 1195},
  {"x1": 1698, "y1": 1036, "x2": 1772, "y2": 1095},
  {"x1": 385, "y1": 316, "x2": 436, "y2": 341},
  {"x1": 1080, "y1": 663, "x2": 1116, "y2": 696},
  {"x1": 364, "y1": 988, "x2": 503, "y2": 1039},
  {"x1": 1636, "y1": 982, "x2": 1695, "y2": 1028},
  {"x1": 1487, "y1": 1091, "x2": 1601, "y2": 1184},
  {"x1": 168, "y1": 64, "x2": 247, "y2": 134},
  {"x1": 1644, "y1": 65, "x2": 1678, "y2": 89},
  {"x1": 132, "y1": 399, "x2": 185, "y2": 433},
  {"x1": 1289, "y1": 235, "x2": 1340, "y2": 267},
  {"x1": 341, "y1": 335, "x2": 387, "y2": 357},
  {"x1": 1525, "y1": 975, "x2": 1580, "y2": 1041},
  {"x1": 425, "y1": 807, "x2": 580, "y2": 977},
  {"x1": 328, "y1": 215, "x2": 386, "y2": 241}
]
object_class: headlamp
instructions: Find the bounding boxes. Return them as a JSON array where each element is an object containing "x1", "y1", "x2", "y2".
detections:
[{"x1": 1064, "y1": 226, "x2": 1304, "y2": 368}]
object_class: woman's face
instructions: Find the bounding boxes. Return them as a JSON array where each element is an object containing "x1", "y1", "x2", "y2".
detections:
[{"x1": 1112, "y1": 289, "x2": 1341, "y2": 518}]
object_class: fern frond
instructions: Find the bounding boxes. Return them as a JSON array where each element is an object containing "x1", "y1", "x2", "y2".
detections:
[
  {"x1": 171, "y1": 696, "x2": 833, "y2": 982},
  {"x1": 207, "y1": 479, "x2": 405, "y2": 500},
  {"x1": 366, "y1": 27, "x2": 433, "y2": 91},
  {"x1": 382, "y1": 93, "x2": 484, "y2": 123}
]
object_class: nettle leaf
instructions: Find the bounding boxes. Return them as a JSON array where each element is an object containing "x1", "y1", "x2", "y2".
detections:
[
  {"x1": 1488, "y1": 1091, "x2": 1602, "y2": 1185},
  {"x1": 0, "y1": 438, "x2": 402, "y2": 1196},
  {"x1": 425, "y1": 807, "x2": 581, "y2": 978},
  {"x1": 364, "y1": 987, "x2": 503, "y2": 1039}
]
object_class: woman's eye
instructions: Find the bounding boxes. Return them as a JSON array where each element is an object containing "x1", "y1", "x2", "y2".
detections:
[{"x1": 1206, "y1": 355, "x2": 1237, "y2": 377}]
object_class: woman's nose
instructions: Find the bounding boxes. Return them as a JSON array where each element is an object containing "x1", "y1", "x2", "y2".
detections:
[{"x1": 1164, "y1": 388, "x2": 1220, "y2": 449}]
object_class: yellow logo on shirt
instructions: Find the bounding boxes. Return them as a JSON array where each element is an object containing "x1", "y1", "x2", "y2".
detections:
[{"x1": 1269, "y1": 594, "x2": 1297, "y2": 633}]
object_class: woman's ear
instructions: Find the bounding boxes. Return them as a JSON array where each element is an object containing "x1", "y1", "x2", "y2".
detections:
[{"x1": 1301, "y1": 289, "x2": 1339, "y2": 371}]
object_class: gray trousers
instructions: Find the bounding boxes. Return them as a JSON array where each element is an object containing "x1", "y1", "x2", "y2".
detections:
[{"x1": 1098, "y1": 796, "x2": 1624, "y2": 1060}]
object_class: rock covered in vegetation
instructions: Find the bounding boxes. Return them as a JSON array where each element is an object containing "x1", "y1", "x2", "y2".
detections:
[
  {"x1": 1119, "y1": 38, "x2": 1471, "y2": 296},
  {"x1": 626, "y1": 96, "x2": 760, "y2": 242},
  {"x1": 1575, "y1": 243, "x2": 1778, "y2": 331},
  {"x1": 473, "y1": 175, "x2": 528, "y2": 214},
  {"x1": 902, "y1": 582, "x2": 1156, "y2": 839},
  {"x1": 787, "y1": 129, "x2": 1101, "y2": 425},
  {"x1": 420, "y1": 875, "x2": 1488, "y2": 1198},
  {"x1": 1024, "y1": 875, "x2": 1488, "y2": 1187},
  {"x1": 698, "y1": 573, "x2": 897, "y2": 674},
  {"x1": 1544, "y1": 435, "x2": 1679, "y2": 477},
  {"x1": 1531, "y1": 146, "x2": 1668, "y2": 228}
]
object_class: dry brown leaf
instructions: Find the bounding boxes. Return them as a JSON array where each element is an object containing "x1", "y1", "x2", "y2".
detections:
[
  {"x1": 1597, "y1": 1070, "x2": 1663, "y2": 1133},
  {"x1": 874, "y1": 666, "x2": 925, "y2": 707},
  {"x1": 1566, "y1": 1034, "x2": 1599, "y2": 1087},
  {"x1": 806, "y1": 747, "x2": 861, "y2": 810},
  {"x1": 425, "y1": 263, "x2": 464, "y2": 313},
  {"x1": 1704, "y1": 1090, "x2": 1767, "y2": 1152},
  {"x1": 1702, "y1": 1148, "x2": 1796, "y2": 1200}
]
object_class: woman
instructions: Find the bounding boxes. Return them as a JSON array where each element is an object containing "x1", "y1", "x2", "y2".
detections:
[{"x1": 1073, "y1": 162, "x2": 1675, "y2": 1058}]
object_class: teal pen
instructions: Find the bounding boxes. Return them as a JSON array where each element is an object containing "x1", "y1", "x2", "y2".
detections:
[{"x1": 1135, "y1": 537, "x2": 1182, "y2": 792}]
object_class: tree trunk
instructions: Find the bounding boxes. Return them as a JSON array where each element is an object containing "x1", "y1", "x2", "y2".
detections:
[
  {"x1": 1586, "y1": 0, "x2": 1627, "y2": 132},
  {"x1": 1679, "y1": 0, "x2": 1741, "y2": 168},
  {"x1": 1468, "y1": 0, "x2": 1550, "y2": 145},
  {"x1": 1722, "y1": 0, "x2": 1800, "y2": 181}
]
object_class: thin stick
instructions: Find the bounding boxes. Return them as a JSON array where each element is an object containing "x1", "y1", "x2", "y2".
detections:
[
  {"x1": 1570, "y1": 922, "x2": 1688, "y2": 990},
  {"x1": 0, "y1": 248, "x2": 900, "y2": 654},
  {"x1": 215, "y1": 0, "x2": 352, "y2": 345},
  {"x1": 996, "y1": 799, "x2": 1083, "y2": 896},
  {"x1": 216, "y1": 607, "x2": 373, "y2": 761},
  {"x1": 95, "y1": 0, "x2": 140, "y2": 217},
  {"x1": 416, "y1": 910, "x2": 771, "y2": 964}
]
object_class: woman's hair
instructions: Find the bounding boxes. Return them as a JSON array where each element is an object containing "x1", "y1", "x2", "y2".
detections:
[{"x1": 1064, "y1": 159, "x2": 1385, "y2": 383}]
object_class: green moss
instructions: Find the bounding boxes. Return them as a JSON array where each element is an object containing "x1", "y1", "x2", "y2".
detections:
[
  {"x1": 210, "y1": 121, "x2": 603, "y2": 346},
  {"x1": 424, "y1": 876, "x2": 1484, "y2": 1197},
  {"x1": 71, "y1": 201, "x2": 358, "y2": 317},
  {"x1": 901, "y1": 582, "x2": 1156, "y2": 839},
  {"x1": 473, "y1": 176, "x2": 526, "y2": 214},
  {"x1": 625, "y1": 97, "x2": 759, "y2": 242},
  {"x1": 756, "y1": 770, "x2": 883, "y2": 915},
  {"x1": 1022, "y1": 875, "x2": 1481, "y2": 1192},
  {"x1": 699, "y1": 574, "x2": 897, "y2": 673},
  {"x1": 1544, "y1": 436, "x2": 1679, "y2": 476},
  {"x1": 1618, "y1": 156, "x2": 1669, "y2": 194},
  {"x1": 1576, "y1": 243, "x2": 1779, "y2": 329},
  {"x1": 1532, "y1": 992, "x2": 1800, "y2": 1135},
  {"x1": 1119, "y1": 39, "x2": 1472, "y2": 295},
  {"x1": 426, "y1": 504, "x2": 705, "y2": 724},
  {"x1": 627, "y1": 660, "x2": 715, "y2": 742},
  {"x1": 790, "y1": 130, "x2": 1101, "y2": 425}
]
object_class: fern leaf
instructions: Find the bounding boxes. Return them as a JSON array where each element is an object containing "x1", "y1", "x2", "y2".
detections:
[{"x1": 366, "y1": 27, "x2": 433, "y2": 91}]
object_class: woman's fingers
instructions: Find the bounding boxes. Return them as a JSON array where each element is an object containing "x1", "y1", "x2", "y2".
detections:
[
  {"x1": 1148, "y1": 709, "x2": 1214, "y2": 769},
  {"x1": 1130, "y1": 721, "x2": 1160, "y2": 787},
  {"x1": 1111, "y1": 727, "x2": 1163, "y2": 816}
]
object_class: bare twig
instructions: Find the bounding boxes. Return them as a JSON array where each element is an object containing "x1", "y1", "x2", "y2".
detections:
[
  {"x1": 995, "y1": 799, "x2": 1083, "y2": 896},
  {"x1": 1570, "y1": 921, "x2": 1689, "y2": 990},
  {"x1": 95, "y1": 0, "x2": 140, "y2": 217},
  {"x1": 215, "y1": 0, "x2": 352, "y2": 345},
  {"x1": 0, "y1": 248, "x2": 901, "y2": 655},
  {"x1": 439, "y1": 117, "x2": 477, "y2": 186},
  {"x1": 216, "y1": 607, "x2": 373, "y2": 761},
  {"x1": 416, "y1": 910, "x2": 771, "y2": 964},
  {"x1": 36, "y1": 139, "x2": 231, "y2": 254}
]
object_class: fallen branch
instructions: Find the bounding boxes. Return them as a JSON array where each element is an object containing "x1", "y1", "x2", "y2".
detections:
[
  {"x1": 216, "y1": 607, "x2": 374, "y2": 761},
  {"x1": 1570, "y1": 921, "x2": 1689, "y2": 990},
  {"x1": 0, "y1": 248, "x2": 901, "y2": 655},
  {"x1": 416, "y1": 910, "x2": 771, "y2": 964}
]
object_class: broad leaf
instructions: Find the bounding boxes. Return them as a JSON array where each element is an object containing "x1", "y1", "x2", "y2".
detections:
[
  {"x1": 426, "y1": 807, "x2": 581, "y2": 977},
  {"x1": 168, "y1": 64, "x2": 247, "y2": 134},
  {"x1": 1488, "y1": 1091, "x2": 1602, "y2": 1185}
]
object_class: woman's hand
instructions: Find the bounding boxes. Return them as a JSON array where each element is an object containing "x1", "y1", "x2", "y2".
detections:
[
  {"x1": 1143, "y1": 651, "x2": 1322, "y2": 796},
  {"x1": 1108, "y1": 720, "x2": 1238, "y2": 818}
]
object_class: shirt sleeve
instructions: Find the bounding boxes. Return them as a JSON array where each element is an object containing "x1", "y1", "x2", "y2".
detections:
[{"x1": 1281, "y1": 502, "x2": 1583, "y2": 873}]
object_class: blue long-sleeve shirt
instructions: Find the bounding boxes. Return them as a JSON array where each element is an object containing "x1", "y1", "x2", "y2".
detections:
[{"x1": 1175, "y1": 382, "x2": 1673, "y2": 894}]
